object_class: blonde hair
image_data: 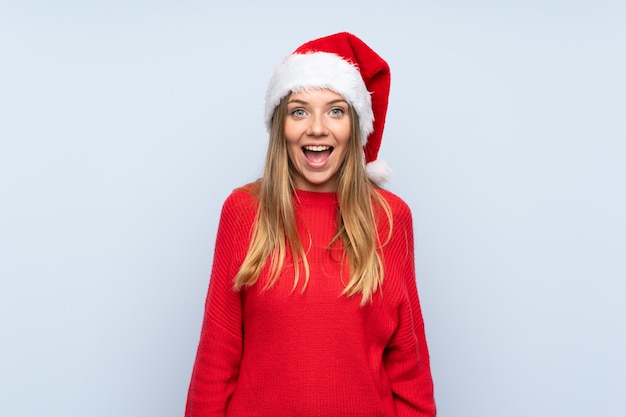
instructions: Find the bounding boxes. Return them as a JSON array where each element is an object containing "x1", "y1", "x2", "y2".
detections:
[{"x1": 234, "y1": 94, "x2": 392, "y2": 305}]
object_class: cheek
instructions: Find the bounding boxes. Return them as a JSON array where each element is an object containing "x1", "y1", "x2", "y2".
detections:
[
  {"x1": 336, "y1": 126, "x2": 354, "y2": 165},
  {"x1": 283, "y1": 119, "x2": 301, "y2": 144},
  {"x1": 285, "y1": 145, "x2": 297, "y2": 164},
  {"x1": 336, "y1": 145, "x2": 351, "y2": 165},
  {"x1": 337, "y1": 123, "x2": 352, "y2": 147},
  {"x1": 284, "y1": 138, "x2": 300, "y2": 165},
  {"x1": 283, "y1": 124, "x2": 298, "y2": 153},
  {"x1": 338, "y1": 116, "x2": 352, "y2": 139}
]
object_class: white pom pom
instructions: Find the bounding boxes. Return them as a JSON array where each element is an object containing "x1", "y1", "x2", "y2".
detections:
[{"x1": 366, "y1": 159, "x2": 392, "y2": 185}]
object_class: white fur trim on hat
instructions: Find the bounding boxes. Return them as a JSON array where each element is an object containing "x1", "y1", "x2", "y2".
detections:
[
  {"x1": 264, "y1": 52, "x2": 374, "y2": 145},
  {"x1": 365, "y1": 159, "x2": 392, "y2": 185}
]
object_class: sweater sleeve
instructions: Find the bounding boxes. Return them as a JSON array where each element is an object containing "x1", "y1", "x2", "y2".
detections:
[
  {"x1": 383, "y1": 201, "x2": 437, "y2": 417},
  {"x1": 185, "y1": 190, "x2": 254, "y2": 417}
]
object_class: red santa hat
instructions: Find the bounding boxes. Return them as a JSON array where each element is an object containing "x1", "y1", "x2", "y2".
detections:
[{"x1": 264, "y1": 32, "x2": 392, "y2": 184}]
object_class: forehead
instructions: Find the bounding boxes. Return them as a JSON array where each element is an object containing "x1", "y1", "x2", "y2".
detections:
[{"x1": 287, "y1": 88, "x2": 348, "y2": 103}]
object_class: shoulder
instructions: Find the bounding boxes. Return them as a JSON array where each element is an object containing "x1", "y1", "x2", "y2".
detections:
[
  {"x1": 374, "y1": 187, "x2": 413, "y2": 223},
  {"x1": 222, "y1": 182, "x2": 260, "y2": 213},
  {"x1": 218, "y1": 182, "x2": 260, "y2": 228},
  {"x1": 371, "y1": 187, "x2": 415, "y2": 250}
]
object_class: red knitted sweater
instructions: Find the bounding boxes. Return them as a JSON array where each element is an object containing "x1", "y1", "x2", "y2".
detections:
[{"x1": 185, "y1": 186, "x2": 436, "y2": 417}]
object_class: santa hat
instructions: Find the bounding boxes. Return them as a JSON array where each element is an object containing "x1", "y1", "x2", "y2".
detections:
[{"x1": 264, "y1": 32, "x2": 392, "y2": 184}]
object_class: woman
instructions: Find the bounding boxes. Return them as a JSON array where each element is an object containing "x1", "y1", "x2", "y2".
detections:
[{"x1": 186, "y1": 32, "x2": 436, "y2": 416}]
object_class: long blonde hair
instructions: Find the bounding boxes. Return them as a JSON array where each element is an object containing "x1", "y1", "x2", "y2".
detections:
[{"x1": 234, "y1": 94, "x2": 392, "y2": 305}]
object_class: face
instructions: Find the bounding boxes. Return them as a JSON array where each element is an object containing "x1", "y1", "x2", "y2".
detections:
[{"x1": 284, "y1": 89, "x2": 351, "y2": 192}]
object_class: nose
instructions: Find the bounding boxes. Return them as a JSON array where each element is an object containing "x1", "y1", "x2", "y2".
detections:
[{"x1": 307, "y1": 112, "x2": 329, "y2": 137}]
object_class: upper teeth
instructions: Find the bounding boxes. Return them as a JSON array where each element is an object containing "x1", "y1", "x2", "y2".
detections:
[{"x1": 304, "y1": 145, "x2": 330, "y2": 152}]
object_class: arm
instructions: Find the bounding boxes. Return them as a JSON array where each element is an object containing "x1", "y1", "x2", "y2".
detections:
[
  {"x1": 185, "y1": 191, "x2": 253, "y2": 416},
  {"x1": 384, "y1": 202, "x2": 437, "y2": 416}
]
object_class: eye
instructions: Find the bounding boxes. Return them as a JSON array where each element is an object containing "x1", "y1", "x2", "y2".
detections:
[
  {"x1": 290, "y1": 108, "x2": 307, "y2": 117},
  {"x1": 329, "y1": 107, "x2": 345, "y2": 117}
]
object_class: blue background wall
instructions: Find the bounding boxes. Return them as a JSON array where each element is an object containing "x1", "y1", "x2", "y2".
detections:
[{"x1": 1, "y1": 1, "x2": 624, "y2": 416}]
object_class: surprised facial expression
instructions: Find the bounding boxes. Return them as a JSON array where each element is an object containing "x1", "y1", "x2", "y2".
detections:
[{"x1": 284, "y1": 89, "x2": 351, "y2": 192}]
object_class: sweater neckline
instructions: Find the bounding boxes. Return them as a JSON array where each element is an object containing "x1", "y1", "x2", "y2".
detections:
[{"x1": 293, "y1": 188, "x2": 338, "y2": 207}]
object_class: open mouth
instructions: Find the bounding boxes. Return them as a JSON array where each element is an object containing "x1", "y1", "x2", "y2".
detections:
[{"x1": 303, "y1": 145, "x2": 333, "y2": 164}]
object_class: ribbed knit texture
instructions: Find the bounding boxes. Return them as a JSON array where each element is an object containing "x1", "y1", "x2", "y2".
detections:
[{"x1": 185, "y1": 186, "x2": 436, "y2": 417}]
